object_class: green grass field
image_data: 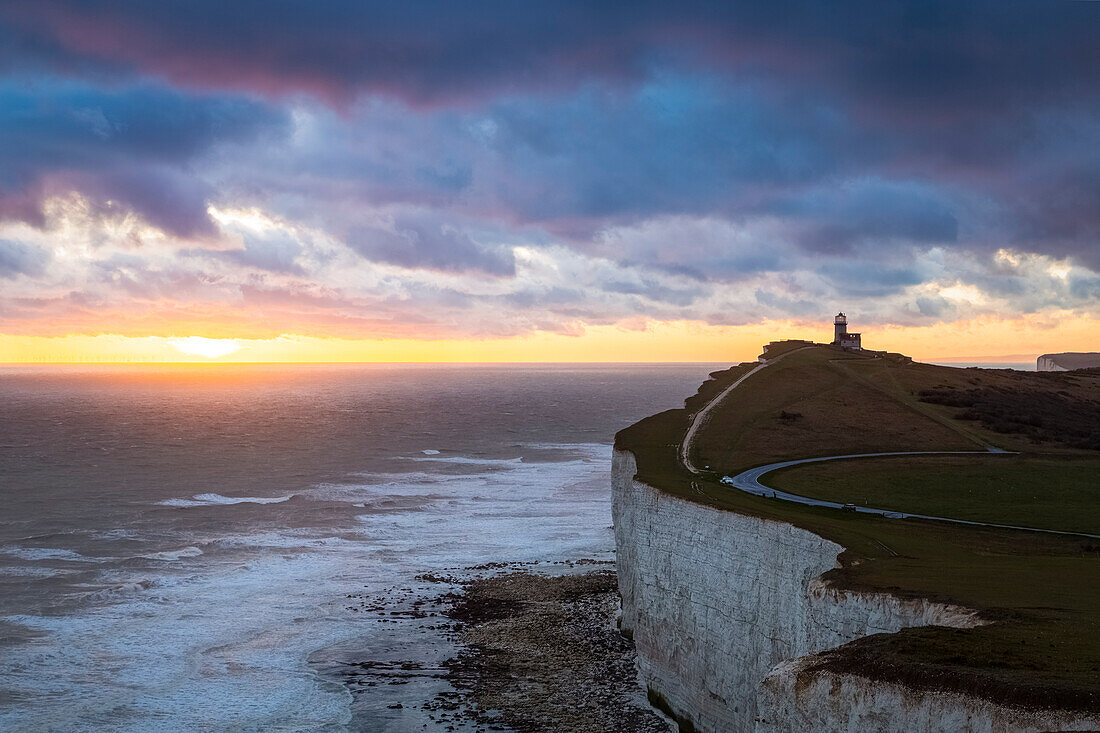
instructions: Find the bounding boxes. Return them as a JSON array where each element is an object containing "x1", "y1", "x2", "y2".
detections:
[
  {"x1": 615, "y1": 345, "x2": 1100, "y2": 713},
  {"x1": 768, "y1": 454, "x2": 1100, "y2": 535}
]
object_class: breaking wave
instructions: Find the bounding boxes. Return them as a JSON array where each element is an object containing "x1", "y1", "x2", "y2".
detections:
[
  {"x1": 0, "y1": 546, "x2": 92, "y2": 562},
  {"x1": 157, "y1": 493, "x2": 293, "y2": 508},
  {"x1": 140, "y1": 546, "x2": 204, "y2": 561}
]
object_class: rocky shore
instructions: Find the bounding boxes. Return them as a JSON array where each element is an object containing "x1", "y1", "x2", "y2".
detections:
[
  {"x1": 443, "y1": 569, "x2": 669, "y2": 732},
  {"x1": 337, "y1": 564, "x2": 669, "y2": 731}
]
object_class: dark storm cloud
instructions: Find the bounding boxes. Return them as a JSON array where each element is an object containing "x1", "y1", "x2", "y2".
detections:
[
  {"x1": 0, "y1": 81, "x2": 285, "y2": 236},
  {"x1": 2, "y1": 1, "x2": 1095, "y2": 113},
  {"x1": 0, "y1": 2, "x2": 1097, "y2": 265},
  {"x1": 0, "y1": 1, "x2": 647, "y2": 103},
  {"x1": 774, "y1": 180, "x2": 960, "y2": 255},
  {"x1": 483, "y1": 81, "x2": 854, "y2": 225},
  {"x1": 1005, "y1": 163, "x2": 1100, "y2": 271},
  {"x1": 818, "y1": 260, "x2": 929, "y2": 298}
]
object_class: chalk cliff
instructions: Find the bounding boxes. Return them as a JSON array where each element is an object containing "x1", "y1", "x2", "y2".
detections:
[
  {"x1": 612, "y1": 449, "x2": 1100, "y2": 732},
  {"x1": 758, "y1": 660, "x2": 1100, "y2": 733},
  {"x1": 1037, "y1": 352, "x2": 1100, "y2": 372}
]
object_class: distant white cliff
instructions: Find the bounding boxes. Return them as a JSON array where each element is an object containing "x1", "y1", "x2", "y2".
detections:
[
  {"x1": 1037, "y1": 352, "x2": 1100, "y2": 371},
  {"x1": 612, "y1": 448, "x2": 1100, "y2": 733}
]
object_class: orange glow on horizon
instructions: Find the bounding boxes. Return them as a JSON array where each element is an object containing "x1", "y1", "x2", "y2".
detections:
[
  {"x1": 1, "y1": 312, "x2": 1097, "y2": 364},
  {"x1": 168, "y1": 337, "x2": 244, "y2": 359}
]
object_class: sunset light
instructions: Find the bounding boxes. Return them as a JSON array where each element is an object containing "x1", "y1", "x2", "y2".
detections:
[
  {"x1": 0, "y1": 0, "x2": 1095, "y2": 365},
  {"x1": 2, "y1": 3, "x2": 1099, "y2": 730},
  {"x1": 168, "y1": 337, "x2": 244, "y2": 359}
]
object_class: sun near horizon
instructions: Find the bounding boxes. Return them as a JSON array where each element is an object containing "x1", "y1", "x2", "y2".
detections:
[
  {"x1": 0, "y1": 4, "x2": 1097, "y2": 368},
  {"x1": 2, "y1": 312, "x2": 1096, "y2": 364}
]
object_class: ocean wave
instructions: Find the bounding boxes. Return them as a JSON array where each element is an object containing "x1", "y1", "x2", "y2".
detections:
[
  {"x1": 421, "y1": 449, "x2": 441, "y2": 455},
  {"x1": 343, "y1": 471, "x2": 445, "y2": 485},
  {"x1": 90, "y1": 528, "x2": 138, "y2": 541},
  {"x1": 157, "y1": 493, "x2": 293, "y2": 508},
  {"x1": 518, "y1": 441, "x2": 610, "y2": 452},
  {"x1": 312, "y1": 482, "x2": 445, "y2": 506},
  {"x1": 0, "y1": 546, "x2": 92, "y2": 562},
  {"x1": 213, "y1": 533, "x2": 359, "y2": 551},
  {"x1": 402, "y1": 455, "x2": 524, "y2": 465},
  {"x1": 0, "y1": 566, "x2": 76, "y2": 578},
  {"x1": 140, "y1": 546, "x2": 204, "y2": 561},
  {"x1": 77, "y1": 579, "x2": 156, "y2": 601}
]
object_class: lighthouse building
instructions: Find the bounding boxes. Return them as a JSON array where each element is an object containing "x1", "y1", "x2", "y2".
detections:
[{"x1": 832, "y1": 313, "x2": 862, "y2": 351}]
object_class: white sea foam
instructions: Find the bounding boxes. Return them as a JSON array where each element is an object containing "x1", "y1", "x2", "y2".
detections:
[
  {"x1": 157, "y1": 493, "x2": 293, "y2": 507},
  {"x1": 90, "y1": 528, "x2": 138, "y2": 541},
  {"x1": 75, "y1": 579, "x2": 158, "y2": 601},
  {"x1": 140, "y1": 546, "x2": 204, "y2": 561},
  {"x1": 310, "y1": 482, "x2": 442, "y2": 510},
  {"x1": 401, "y1": 454, "x2": 525, "y2": 465},
  {"x1": 2, "y1": 444, "x2": 616, "y2": 732},
  {"x1": 344, "y1": 470, "x2": 447, "y2": 486},
  {"x1": 1, "y1": 362, "x2": 707, "y2": 731},
  {"x1": 0, "y1": 566, "x2": 77, "y2": 578},
  {"x1": 213, "y1": 532, "x2": 362, "y2": 551},
  {"x1": 0, "y1": 546, "x2": 92, "y2": 562},
  {"x1": 519, "y1": 441, "x2": 610, "y2": 452}
]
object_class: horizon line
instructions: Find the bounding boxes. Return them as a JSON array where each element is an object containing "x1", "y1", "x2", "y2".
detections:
[{"x1": 0, "y1": 357, "x2": 1042, "y2": 367}]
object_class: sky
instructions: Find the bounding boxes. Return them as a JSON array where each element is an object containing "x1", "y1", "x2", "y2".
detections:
[{"x1": 0, "y1": 1, "x2": 1097, "y2": 363}]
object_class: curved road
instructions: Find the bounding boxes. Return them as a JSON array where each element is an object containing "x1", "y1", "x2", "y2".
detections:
[
  {"x1": 721, "y1": 452, "x2": 1100, "y2": 539},
  {"x1": 678, "y1": 351, "x2": 1099, "y2": 540}
]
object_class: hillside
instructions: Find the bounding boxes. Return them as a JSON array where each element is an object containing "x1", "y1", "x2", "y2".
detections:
[
  {"x1": 615, "y1": 344, "x2": 1100, "y2": 714},
  {"x1": 690, "y1": 346, "x2": 1100, "y2": 474}
]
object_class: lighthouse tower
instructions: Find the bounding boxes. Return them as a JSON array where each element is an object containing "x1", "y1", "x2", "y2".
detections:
[{"x1": 833, "y1": 312, "x2": 847, "y2": 343}]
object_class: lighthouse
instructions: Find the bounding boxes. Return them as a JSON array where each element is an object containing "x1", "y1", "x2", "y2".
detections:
[
  {"x1": 833, "y1": 313, "x2": 847, "y2": 343},
  {"x1": 832, "y1": 312, "x2": 862, "y2": 350}
]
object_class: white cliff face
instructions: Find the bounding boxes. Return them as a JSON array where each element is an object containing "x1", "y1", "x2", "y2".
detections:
[
  {"x1": 758, "y1": 660, "x2": 1100, "y2": 733},
  {"x1": 612, "y1": 449, "x2": 1097, "y2": 733},
  {"x1": 1037, "y1": 356, "x2": 1067, "y2": 371}
]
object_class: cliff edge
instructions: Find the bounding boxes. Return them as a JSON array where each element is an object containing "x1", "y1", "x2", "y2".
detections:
[{"x1": 612, "y1": 345, "x2": 1100, "y2": 732}]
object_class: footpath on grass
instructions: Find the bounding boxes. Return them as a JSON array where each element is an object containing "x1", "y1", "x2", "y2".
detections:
[{"x1": 680, "y1": 346, "x2": 809, "y2": 474}]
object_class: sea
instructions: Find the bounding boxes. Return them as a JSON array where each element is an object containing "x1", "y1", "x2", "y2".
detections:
[
  {"x1": 931, "y1": 362, "x2": 1035, "y2": 371},
  {"x1": 0, "y1": 363, "x2": 717, "y2": 732}
]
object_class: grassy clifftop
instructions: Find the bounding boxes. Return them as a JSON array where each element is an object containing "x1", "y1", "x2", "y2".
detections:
[
  {"x1": 614, "y1": 344, "x2": 1100, "y2": 713},
  {"x1": 690, "y1": 346, "x2": 1100, "y2": 474}
]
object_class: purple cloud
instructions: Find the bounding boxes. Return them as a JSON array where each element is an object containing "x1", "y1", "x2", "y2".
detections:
[
  {"x1": 0, "y1": 80, "x2": 285, "y2": 236},
  {"x1": 345, "y1": 213, "x2": 515, "y2": 276},
  {"x1": 0, "y1": 0, "x2": 1097, "y2": 338}
]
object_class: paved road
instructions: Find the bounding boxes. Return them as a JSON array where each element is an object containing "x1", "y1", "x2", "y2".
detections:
[{"x1": 721, "y1": 451, "x2": 1100, "y2": 540}]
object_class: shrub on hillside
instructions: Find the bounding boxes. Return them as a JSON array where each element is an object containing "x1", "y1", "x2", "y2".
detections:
[{"x1": 918, "y1": 387, "x2": 1100, "y2": 450}]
